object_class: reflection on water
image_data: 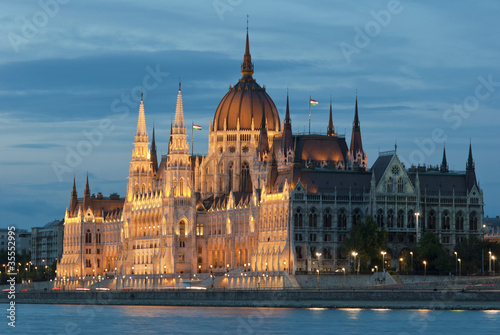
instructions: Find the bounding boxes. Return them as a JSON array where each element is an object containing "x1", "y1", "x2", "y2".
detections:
[{"x1": 3, "y1": 305, "x2": 499, "y2": 335}]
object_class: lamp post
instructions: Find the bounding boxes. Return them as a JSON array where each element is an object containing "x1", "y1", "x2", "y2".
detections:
[
  {"x1": 458, "y1": 258, "x2": 461, "y2": 277},
  {"x1": 489, "y1": 250, "x2": 492, "y2": 274},
  {"x1": 410, "y1": 252, "x2": 413, "y2": 274},
  {"x1": 454, "y1": 251, "x2": 458, "y2": 275},
  {"x1": 316, "y1": 252, "x2": 322, "y2": 273},
  {"x1": 423, "y1": 261, "x2": 427, "y2": 279},
  {"x1": 492, "y1": 255, "x2": 496, "y2": 275},
  {"x1": 399, "y1": 258, "x2": 403, "y2": 272},
  {"x1": 415, "y1": 212, "x2": 420, "y2": 242},
  {"x1": 352, "y1": 252, "x2": 358, "y2": 275},
  {"x1": 144, "y1": 264, "x2": 147, "y2": 290},
  {"x1": 381, "y1": 251, "x2": 386, "y2": 272}
]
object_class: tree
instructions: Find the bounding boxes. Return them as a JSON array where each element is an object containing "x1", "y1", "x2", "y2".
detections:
[
  {"x1": 341, "y1": 216, "x2": 387, "y2": 271},
  {"x1": 454, "y1": 238, "x2": 500, "y2": 275},
  {"x1": 413, "y1": 231, "x2": 450, "y2": 273}
]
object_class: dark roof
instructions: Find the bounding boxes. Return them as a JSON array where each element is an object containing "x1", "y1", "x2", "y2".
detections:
[
  {"x1": 408, "y1": 171, "x2": 468, "y2": 196},
  {"x1": 43, "y1": 219, "x2": 63, "y2": 229},
  {"x1": 293, "y1": 134, "x2": 349, "y2": 164},
  {"x1": 292, "y1": 168, "x2": 371, "y2": 194},
  {"x1": 371, "y1": 153, "x2": 394, "y2": 183}
]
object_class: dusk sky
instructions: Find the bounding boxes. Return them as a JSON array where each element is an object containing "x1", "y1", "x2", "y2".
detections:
[{"x1": 1, "y1": 1, "x2": 499, "y2": 230}]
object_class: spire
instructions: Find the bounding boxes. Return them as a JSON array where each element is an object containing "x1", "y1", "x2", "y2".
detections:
[
  {"x1": 282, "y1": 91, "x2": 293, "y2": 156},
  {"x1": 173, "y1": 85, "x2": 186, "y2": 133},
  {"x1": 327, "y1": 96, "x2": 335, "y2": 136},
  {"x1": 465, "y1": 141, "x2": 477, "y2": 191},
  {"x1": 84, "y1": 173, "x2": 90, "y2": 195},
  {"x1": 440, "y1": 145, "x2": 449, "y2": 173},
  {"x1": 350, "y1": 94, "x2": 365, "y2": 168},
  {"x1": 150, "y1": 126, "x2": 158, "y2": 174},
  {"x1": 257, "y1": 98, "x2": 269, "y2": 159},
  {"x1": 135, "y1": 93, "x2": 147, "y2": 140},
  {"x1": 72, "y1": 176, "x2": 77, "y2": 196},
  {"x1": 83, "y1": 173, "x2": 91, "y2": 211},
  {"x1": 70, "y1": 176, "x2": 78, "y2": 215},
  {"x1": 240, "y1": 22, "x2": 254, "y2": 79}
]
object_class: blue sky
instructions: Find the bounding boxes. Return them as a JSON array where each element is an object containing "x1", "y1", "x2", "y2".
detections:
[{"x1": 1, "y1": 0, "x2": 499, "y2": 230}]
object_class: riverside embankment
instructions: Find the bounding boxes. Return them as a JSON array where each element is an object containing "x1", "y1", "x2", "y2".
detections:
[{"x1": 3, "y1": 289, "x2": 500, "y2": 310}]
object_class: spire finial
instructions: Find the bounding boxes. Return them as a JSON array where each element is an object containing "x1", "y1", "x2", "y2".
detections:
[
  {"x1": 179, "y1": 79, "x2": 181, "y2": 92},
  {"x1": 141, "y1": 92, "x2": 143, "y2": 101},
  {"x1": 247, "y1": 14, "x2": 249, "y2": 31},
  {"x1": 327, "y1": 95, "x2": 334, "y2": 136},
  {"x1": 241, "y1": 19, "x2": 254, "y2": 79}
]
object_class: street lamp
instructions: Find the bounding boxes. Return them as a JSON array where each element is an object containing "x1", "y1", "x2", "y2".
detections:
[
  {"x1": 458, "y1": 258, "x2": 461, "y2": 277},
  {"x1": 415, "y1": 212, "x2": 420, "y2": 242},
  {"x1": 489, "y1": 250, "x2": 492, "y2": 274},
  {"x1": 410, "y1": 252, "x2": 414, "y2": 273},
  {"x1": 454, "y1": 251, "x2": 458, "y2": 275},
  {"x1": 316, "y1": 252, "x2": 322, "y2": 273},
  {"x1": 423, "y1": 260, "x2": 427, "y2": 278},
  {"x1": 352, "y1": 252, "x2": 358, "y2": 274},
  {"x1": 492, "y1": 255, "x2": 496, "y2": 274},
  {"x1": 381, "y1": 251, "x2": 387, "y2": 272},
  {"x1": 399, "y1": 258, "x2": 404, "y2": 272}
]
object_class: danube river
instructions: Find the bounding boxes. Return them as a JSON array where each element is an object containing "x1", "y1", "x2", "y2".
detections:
[{"x1": 3, "y1": 304, "x2": 499, "y2": 334}]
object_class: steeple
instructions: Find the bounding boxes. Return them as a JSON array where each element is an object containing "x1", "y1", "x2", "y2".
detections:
[
  {"x1": 466, "y1": 141, "x2": 477, "y2": 191},
  {"x1": 150, "y1": 126, "x2": 158, "y2": 174},
  {"x1": 282, "y1": 92, "x2": 293, "y2": 155},
  {"x1": 257, "y1": 98, "x2": 269, "y2": 159},
  {"x1": 167, "y1": 85, "x2": 189, "y2": 155},
  {"x1": 135, "y1": 93, "x2": 147, "y2": 141},
  {"x1": 327, "y1": 97, "x2": 335, "y2": 136},
  {"x1": 84, "y1": 174, "x2": 90, "y2": 195},
  {"x1": 83, "y1": 173, "x2": 91, "y2": 211},
  {"x1": 70, "y1": 176, "x2": 78, "y2": 214},
  {"x1": 440, "y1": 145, "x2": 449, "y2": 173},
  {"x1": 240, "y1": 23, "x2": 254, "y2": 80},
  {"x1": 350, "y1": 94, "x2": 366, "y2": 168},
  {"x1": 173, "y1": 84, "x2": 186, "y2": 133}
]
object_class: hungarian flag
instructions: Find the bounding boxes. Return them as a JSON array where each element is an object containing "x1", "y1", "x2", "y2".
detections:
[
  {"x1": 310, "y1": 99, "x2": 318, "y2": 105},
  {"x1": 193, "y1": 124, "x2": 202, "y2": 130}
]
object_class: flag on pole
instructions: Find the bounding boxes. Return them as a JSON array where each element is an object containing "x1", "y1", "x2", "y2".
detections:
[
  {"x1": 193, "y1": 124, "x2": 202, "y2": 130},
  {"x1": 310, "y1": 99, "x2": 318, "y2": 105}
]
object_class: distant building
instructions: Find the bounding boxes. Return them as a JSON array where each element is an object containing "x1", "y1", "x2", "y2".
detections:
[
  {"x1": 0, "y1": 229, "x2": 31, "y2": 254},
  {"x1": 484, "y1": 216, "x2": 500, "y2": 243},
  {"x1": 31, "y1": 220, "x2": 65, "y2": 267}
]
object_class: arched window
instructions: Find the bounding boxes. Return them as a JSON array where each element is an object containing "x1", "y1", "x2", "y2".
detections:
[
  {"x1": 179, "y1": 221, "x2": 186, "y2": 236},
  {"x1": 376, "y1": 209, "x2": 384, "y2": 228},
  {"x1": 338, "y1": 209, "x2": 347, "y2": 229},
  {"x1": 455, "y1": 211, "x2": 464, "y2": 231},
  {"x1": 241, "y1": 161, "x2": 252, "y2": 192},
  {"x1": 294, "y1": 208, "x2": 303, "y2": 228},
  {"x1": 469, "y1": 212, "x2": 478, "y2": 231},
  {"x1": 387, "y1": 210, "x2": 394, "y2": 228},
  {"x1": 397, "y1": 178, "x2": 404, "y2": 193},
  {"x1": 407, "y1": 210, "x2": 415, "y2": 228},
  {"x1": 196, "y1": 222, "x2": 203, "y2": 236},
  {"x1": 323, "y1": 248, "x2": 333, "y2": 260},
  {"x1": 386, "y1": 177, "x2": 394, "y2": 193},
  {"x1": 309, "y1": 208, "x2": 317, "y2": 228},
  {"x1": 428, "y1": 211, "x2": 436, "y2": 230},
  {"x1": 85, "y1": 229, "x2": 92, "y2": 244},
  {"x1": 134, "y1": 184, "x2": 139, "y2": 194},
  {"x1": 441, "y1": 211, "x2": 450, "y2": 230},
  {"x1": 180, "y1": 178, "x2": 184, "y2": 196},
  {"x1": 228, "y1": 162, "x2": 234, "y2": 191},
  {"x1": 397, "y1": 210, "x2": 405, "y2": 228},
  {"x1": 323, "y1": 209, "x2": 332, "y2": 228},
  {"x1": 141, "y1": 183, "x2": 146, "y2": 194},
  {"x1": 352, "y1": 208, "x2": 362, "y2": 226}
]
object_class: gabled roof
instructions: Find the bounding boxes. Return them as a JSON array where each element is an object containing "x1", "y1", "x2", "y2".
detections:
[{"x1": 371, "y1": 152, "x2": 395, "y2": 183}]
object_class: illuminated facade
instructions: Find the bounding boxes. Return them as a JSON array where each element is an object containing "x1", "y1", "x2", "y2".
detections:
[{"x1": 58, "y1": 29, "x2": 484, "y2": 279}]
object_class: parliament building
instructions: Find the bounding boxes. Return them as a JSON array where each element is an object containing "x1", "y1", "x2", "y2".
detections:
[{"x1": 58, "y1": 30, "x2": 484, "y2": 283}]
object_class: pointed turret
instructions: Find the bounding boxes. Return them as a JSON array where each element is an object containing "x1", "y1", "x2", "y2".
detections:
[
  {"x1": 135, "y1": 93, "x2": 147, "y2": 141},
  {"x1": 83, "y1": 174, "x2": 91, "y2": 211},
  {"x1": 349, "y1": 94, "x2": 366, "y2": 168},
  {"x1": 282, "y1": 92, "x2": 293, "y2": 155},
  {"x1": 240, "y1": 25, "x2": 254, "y2": 80},
  {"x1": 69, "y1": 176, "x2": 78, "y2": 214},
  {"x1": 257, "y1": 98, "x2": 269, "y2": 159},
  {"x1": 466, "y1": 141, "x2": 477, "y2": 191},
  {"x1": 150, "y1": 126, "x2": 158, "y2": 174},
  {"x1": 173, "y1": 83, "x2": 186, "y2": 133},
  {"x1": 327, "y1": 97, "x2": 335, "y2": 136},
  {"x1": 440, "y1": 145, "x2": 449, "y2": 173}
]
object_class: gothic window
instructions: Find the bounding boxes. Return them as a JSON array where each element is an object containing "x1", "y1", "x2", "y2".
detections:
[
  {"x1": 323, "y1": 209, "x2": 332, "y2": 228},
  {"x1": 387, "y1": 210, "x2": 394, "y2": 228},
  {"x1": 228, "y1": 162, "x2": 234, "y2": 191},
  {"x1": 295, "y1": 246, "x2": 303, "y2": 259},
  {"x1": 179, "y1": 241, "x2": 185, "y2": 248},
  {"x1": 428, "y1": 211, "x2": 436, "y2": 230},
  {"x1": 338, "y1": 208, "x2": 347, "y2": 229},
  {"x1": 376, "y1": 209, "x2": 384, "y2": 228},
  {"x1": 386, "y1": 177, "x2": 394, "y2": 193},
  {"x1": 397, "y1": 178, "x2": 405, "y2": 193},
  {"x1": 180, "y1": 178, "x2": 184, "y2": 196},
  {"x1": 85, "y1": 259, "x2": 91, "y2": 268},
  {"x1": 397, "y1": 210, "x2": 405, "y2": 228},
  {"x1": 323, "y1": 248, "x2": 333, "y2": 260},
  {"x1": 196, "y1": 222, "x2": 203, "y2": 236},
  {"x1": 294, "y1": 208, "x2": 303, "y2": 229},
  {"x1": 97, "y1": 259, "x2": 100, "y2": 268},
  {"x1": 85, "y1": 229, "x2": 92, "y2": 244},
  {"x1": 441, "y1": 211, "x2": 451, "y2": 230},
  {"x1": 219, "y1": 177, "x2": 223, "y2": 192},
  {"x1": 309, "y1": 208, "x2": 317, "y2": 228},
  {"x1": 407, "y1": 210, "x2": 415, "y2": 228},
  {"x1": 179, "y1": 221, "x2": 186, "y2": 236},
  {"x1": 229, "y1": 146, "x2": 236, "y2": 153},
  {"x1": 141, "y1": 184, "x2": 146, "y2": 194},
  {"x1": 178, "y1": 253, "x2": 185, "y2": 263},
  {"x1": 352, "y1": 208, "x2": 362, "y2": 226},
  {"x1": 134, "y1": 184, "x2": 139, "y2": 194},
  {"x1": 455, "y1": 211, "x2": 464, "y2": 231},
  {"x1": 309, "y1": 233, "x2": 317, "y2": 242},
  {"x1": 241, "y1": 161, "x2": 252, "y2": 192},
  {"x1": 469, "y1": 212, "x2": 478, "y2": 231}
]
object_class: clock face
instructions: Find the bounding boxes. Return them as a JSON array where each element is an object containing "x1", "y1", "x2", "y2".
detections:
[{"x1": 391, "y1": 165, "x2": 400, "y2": 176}]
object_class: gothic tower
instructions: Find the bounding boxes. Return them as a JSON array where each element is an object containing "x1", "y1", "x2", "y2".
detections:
[{"x1": 349, "y1": 95, "x2": 367, "y2": 169}]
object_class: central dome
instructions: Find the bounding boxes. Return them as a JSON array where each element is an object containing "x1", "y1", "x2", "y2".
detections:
[{"x1": 213, "y1": 30, "x2": 280, "y2": 132}]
